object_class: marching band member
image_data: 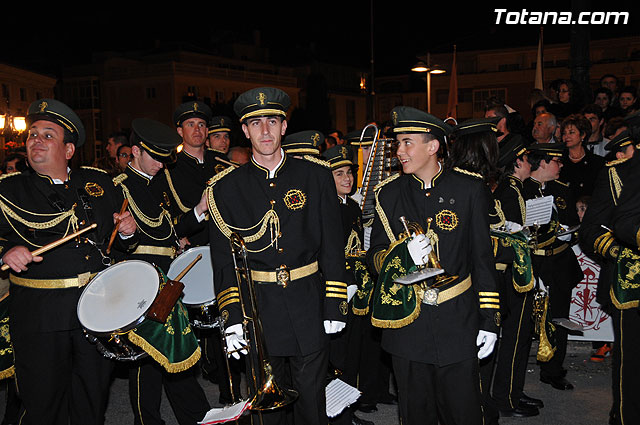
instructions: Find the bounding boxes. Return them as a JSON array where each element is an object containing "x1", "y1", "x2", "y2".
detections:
[
  {"x1": 115, "y1": 117, "x2": 210, "y2": 425},
  {"x1": 0, "y1": 99, "x2": 137, "y2": 424},
  {"x1": 367, "y1": 106, "x2": 499, "y2": 425},
  {"x1": 207, "y1": 87, "x2": 350, "y2": 425}
]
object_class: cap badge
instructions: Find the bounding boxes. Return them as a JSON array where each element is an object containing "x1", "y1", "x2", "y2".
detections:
[
  {"x1": 312, "y1": 133, "x2": 320, "y2": 144},
  {"x1": 340, "y1": 146, "x2": 349, "y2": 158},
  {"x1": 38, "y1": 101, "x2": 48, "y2": 113},
  {"x1": 257, "y1": 92, "x2": 267, "y2": 106},
  {"x1": 193, "y1": 102, "x2": 199, "y2": 111},
  {"x1": 392, "y1": 111, "x2": 398, "y2": 125},
  {"x1": 220, "y1": 118, "x2": 225, "y2": 126}
]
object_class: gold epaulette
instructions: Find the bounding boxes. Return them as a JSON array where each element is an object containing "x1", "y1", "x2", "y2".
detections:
[
  {"x1": 0, "y1": 172, "x2": 20, "y2": 182},
  {"x1": 206, "y1": 165, "x2": 235, "y2": 187},
  {"x1": 81, "y1": 166, "x2": 109, "y2": 174},
  {"x1": 113, "y1": 173, "x2": 128, "y2": 186},
  {"x1": 606, "y1": 157, "x2": 630, "y2": 167},
  {"x1": 553, "y1": 179, "x2": 569, "y2": 187},
  {"x1": 302, "y1": 155, "x2": 331, "y2": 169},
  {"x1": 374, "y1": 173, "x2": 400, "y2": 193},
  {"x1": 453, "y1": 167, "x2": 483, "y2": 179}
]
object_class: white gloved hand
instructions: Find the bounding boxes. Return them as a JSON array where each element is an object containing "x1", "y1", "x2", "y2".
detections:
[
  {"x1": 407, "y1": 233, "x2": 431, "y2": 266},
  {"x1": 504, "y1": 220, "x2": 523, "y2": 233},
  {"x1": 557, "y1": 224, "x2": 571, "y2": 241},
  {"x1": 324, "y1": 320, "x2": 346, "y2": 334},
  {"x1": 224, "y1": 323, "x2": 248, "y2": 360},
  {"x1": 476, "y1": 330, "x2": 498, "y2": 359},
  {"x1": 347, "y1": 285, "x2": 358, "y2": 303}
]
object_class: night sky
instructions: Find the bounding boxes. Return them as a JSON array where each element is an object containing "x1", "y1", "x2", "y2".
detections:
[{"x1": 4, "y1": 2, "x2": 638, "y2": 78}]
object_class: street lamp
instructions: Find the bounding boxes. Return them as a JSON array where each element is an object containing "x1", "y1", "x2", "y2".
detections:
[{"x1": 411, "y1": 53, "x2": 445, "y2": 113}]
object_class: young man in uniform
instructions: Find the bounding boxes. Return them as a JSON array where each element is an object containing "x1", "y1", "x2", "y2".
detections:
[
  {"x1": 207, "y1": 87, "x2": 349, "y2": 425},
  {"x1": 367, "y1": 106, "x2": 499, "y2": 425}
]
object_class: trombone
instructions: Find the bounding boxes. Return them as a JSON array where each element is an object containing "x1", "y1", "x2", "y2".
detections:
[{"x1": 226, "y1": 232, "x2": 298, "y2": 414}]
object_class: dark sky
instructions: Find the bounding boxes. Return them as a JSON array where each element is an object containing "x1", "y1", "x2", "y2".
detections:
[{"x1": 5, "y1": 2, "x2": 638, "y2": 77}]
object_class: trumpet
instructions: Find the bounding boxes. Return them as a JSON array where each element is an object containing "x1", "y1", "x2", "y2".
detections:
[{"x1": 227, "y1": 232, "x2": 298, "y2": 413}]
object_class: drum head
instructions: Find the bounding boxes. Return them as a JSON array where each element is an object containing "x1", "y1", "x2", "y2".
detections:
[
  {"x1": 167, "y1": 246, "x2": 215, "y2": 306},
  {"x1": 78, "y1": 260, "x2": 159, "y2": 333}
]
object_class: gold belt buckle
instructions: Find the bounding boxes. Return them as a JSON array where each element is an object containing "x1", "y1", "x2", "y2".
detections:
[
  {"x1": 276, "y1": 265, "x2": 290, "y2": 287},
  {"x1": 423, "y1": 287, "x2": 440, "y2": 306}
]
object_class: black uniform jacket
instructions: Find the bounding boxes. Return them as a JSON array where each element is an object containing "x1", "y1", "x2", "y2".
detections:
[
  {"x1": 367, "y1": 168, "x2": 500, "y2": 366},
  {"x1": 580, "y1": 155, "x2": 640, "y2": 307},
  {"x1": 160, "y1": 149, "x2": 230, "y2": 246},
  {"x1": 207, "y1": 155, "x2": 350, "y2": 357},
  {"x1": 0, "y1": 167, "x2": 138, "y2": 333},
  {"x1": 522, "y1": 177, "x2": 583, "y2": 290},
  {"x1": 340, "y1": 197, "x2": 363, "y2": 258},
  {"x1": 115, "y1": 165, "x2": 201, "y2": 273}
]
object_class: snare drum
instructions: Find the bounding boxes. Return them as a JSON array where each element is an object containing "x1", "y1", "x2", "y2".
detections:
[
  {"x1": 77, "y1": 260, "x2": 160, "y2": 361},
  {"x1": 167, "y1": 246, "x2": 218, "y2": 329}
]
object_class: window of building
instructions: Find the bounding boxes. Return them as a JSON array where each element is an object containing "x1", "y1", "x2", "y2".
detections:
[
  {"x1": 146, "y1": 87, "x2": 156, "y2": 99},
  {"x1": 472, "y1": 88, "x2": 507, "y2": 113},
  {"x1": 215, "y1": 91, "x2": 224, "y2": 103},
  {"x1": 19, "y1": 88, "x2": 26, "y2": 101}
]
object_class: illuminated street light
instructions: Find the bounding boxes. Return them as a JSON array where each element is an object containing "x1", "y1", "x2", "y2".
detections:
[{"x1": 411, "y1": 53, "x2": 446, "y2": 113}]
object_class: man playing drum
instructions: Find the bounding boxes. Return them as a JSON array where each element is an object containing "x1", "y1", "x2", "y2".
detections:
[{"x1": 0, "y1": 99, "x2": 137, "y2": 425}]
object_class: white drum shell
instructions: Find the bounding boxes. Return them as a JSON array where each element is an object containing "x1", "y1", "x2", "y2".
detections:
[
  {"x1": 77, "y1": 260, "x2": 160, "y2": 334},
  {"x1": 167, "y1": 246, "x2": 215, "y2": 306}
]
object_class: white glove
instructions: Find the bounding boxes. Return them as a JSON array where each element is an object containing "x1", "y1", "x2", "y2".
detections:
[
  {"x1": 557, "y1": 224, "x2": 571, "y2": 241},
  {"x1": 476, "y1": 330, "x2": 498, "y2": 359},
  {"x1": 504, "y1": 220, "x2": 523, "y2": 233},
  {"x1": 347, "y1": 285, "x2": 358, "y2": 303},
  {"x1": 324, "y1": 320, "x2": 346, "y2": 334},
  {"x1": 224, "y1": 323, "x2": 248, "y2": 360},
  {"x1": 407, "y1": 233, "x2": 431, "y2": 266}
]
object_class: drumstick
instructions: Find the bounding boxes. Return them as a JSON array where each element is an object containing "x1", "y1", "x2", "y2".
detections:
[
  {"x1": 216, "y1": 156, "x2": 239, "y2": 168},
  {"x1": 106, "y1": 199, "x2": 129, "y2": 254},
  {"x1": 173, "y1": 254, "x2": 203, "y2": 281},
  {"x1": 1, "y1": 223, "x2": 98, "y2": 271}
]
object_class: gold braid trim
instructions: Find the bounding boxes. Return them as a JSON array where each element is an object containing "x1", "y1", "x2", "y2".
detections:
[
  {"x1": 128, "y1": 332, "x2": 201, "y2": 373},
  {"x1": 118, "y1": 183, "x2": 175, "y2": 241},
  {"x1": 606, "y1": 157, "x2": 630, "y2": 167},
  {"x1": 164, "y1": 169, "x2": 191, "y2": 213},
  {"x1": 0, "y1": 366, "x2": 14, "y2": 380},
  {"x1": 81, "y1": 166, "x2": 109, "y2": 174},
  {"x1": 609, "y1": 167, "x2": 623, "y2": 206},
  {"x1": 345, "y1": 229, "x2": 362, "y2": 255},
  {"x1": 610, "y1": 284, "x2": 640, "y2": 310},
  {"x1": 302, "y1": 155, "x2": 331, "y2": 169},
  {"x1": 113, "y1": 173, "x2": 128, "y2": 186},
  {"x1": 373, "y1": 174, "x2": 401, "y2": 244},
  {"x1": 0, "y1": 172, "x2": 20, "y2": 181},
  {"x1": 371, "y1": 286, "x2": 421, "y2": 329},
  {"x1": 509, "y1": 183, "x2": 527, "y2": 224},
  {"x1": 206, "y1": 165, "x2": 235, "y2": 186},
  {"x1": 490, "y1": 199, "x2": 506, "y2": 230},
  {"x1": 0, "y1": 194, "x2": 79, "y2": 247},
  {"x1": 454, "y1": 167, "x2": 483, "y2": 179}
]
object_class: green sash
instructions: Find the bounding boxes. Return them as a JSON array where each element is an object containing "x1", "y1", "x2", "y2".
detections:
[
  {"x1": 611, "y1": 247, "x2": 640, "y2": 310},
  {"x1": 371, "y1": 238, "x2": 421, "y2": 329},
  {"x1": 129, "y1": 270, "x2": 200, "y2": 373},
  {"x1": 349, "y1": 256, "x2": 375, "y2": 315},
  {"x1": 0, "y1": 295, "x2": 13, "y2": 379},
  {"x1": 491, "y1": 230, "x2": 534, "y2": 292}
]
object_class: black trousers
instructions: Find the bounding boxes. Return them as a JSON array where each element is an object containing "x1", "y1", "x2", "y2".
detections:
[
  {"x1": 128, "y1": 358, "x2": 210, "y2": 425},
  {"x1": 392, "y1": 355, "x2": 483, "y2": 425},
  {"x1": 611, "y1": 308, "x2": 640, "y2": 425},
  {"x1": 539, "y1": 279, "x2": 572, "y2": 378},
  {"x1": 492, "y1": 270, "x2": 535, "y2": 410},
  {"x1": 255, "y1": 348, "x2": 329, "y2": 425},
  {"x1": 12, "y1": 327, "x2": 113, "y2": 425},
  {"x1": 201, "y1": 327, "x2": 243, "y2": 402}
]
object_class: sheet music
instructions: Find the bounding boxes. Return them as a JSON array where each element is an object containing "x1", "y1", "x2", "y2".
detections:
[
  {"x1": 326, "y1": 378, "x2": 361, "y2": 418},
  {"x1": 198, "y1": 400, "x2": 250, "y2": 424},
  {"x1": 363, "y1": 226, "x2": 372, "y2": 251},
  {"x1": 524, "y1": 196, "x2": 554, "y2": 227}
]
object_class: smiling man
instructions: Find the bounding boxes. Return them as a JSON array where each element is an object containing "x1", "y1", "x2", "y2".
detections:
[
  {"x1": 367, "y1": 106, "x2": 499, "y2": 425},
  {"x1": 207, "y1": 87, "x2": 349, "y2": 425},
  {"x1": 0, "y1": 99, "x2": 137, "y2": 425}
]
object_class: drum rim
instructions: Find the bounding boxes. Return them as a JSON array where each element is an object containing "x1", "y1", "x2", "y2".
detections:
[{"x1": 77, "y1": 260, "x2": 160, "y2": 335}]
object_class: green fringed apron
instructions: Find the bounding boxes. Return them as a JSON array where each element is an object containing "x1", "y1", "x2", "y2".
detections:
[
  {"x1": 491, "y1": 230, "x2": 534, "y2": 292},
  {"x1": 610, "y1": 247, "x2": 640, "y2": 310},
  {"x1": 0, "y1": 294, "x2": 14, "y2": 379},
  {"x1": 349, "y1": 255, "x2": 375, "y2": 315}
]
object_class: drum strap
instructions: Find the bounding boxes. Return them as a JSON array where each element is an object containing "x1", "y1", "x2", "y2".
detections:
[
  {"x1": 10, "y1": 272, "x2": 97, "y2": 289},
  {"x1": 133, "y1": 245, "x2": 177, "y2": 258}
]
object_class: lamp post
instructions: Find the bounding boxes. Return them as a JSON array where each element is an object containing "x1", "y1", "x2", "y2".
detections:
[{"x1": 411, "y1": 53, "x2": 445, "y2": 114}]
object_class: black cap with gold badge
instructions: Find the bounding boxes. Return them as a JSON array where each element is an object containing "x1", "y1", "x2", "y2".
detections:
[
  {"x1": 130, "y1": 118, "x2": 181, "y2": 163},
  {"x1": 346, "y1": 127, "x2": 377, "y2": 147},
  {"x1": 208, "y1": 115, "x2": 232, "y2": 136},
  {"x1": 283, "y1": 130, "x2": 324, "y2": 156},
  {"x1": 451, "y1": 117, "x2": 501, "y2": 139},
  {"x1": 26, "y1": 98, "x2": 86, "y2": 147},
  {"x1": 173, "y1": 101, "x2": 213, "y2": 127},
  {"x1": 498, "y1": 134, "x2": 528, "y2": 168},
  {"x1": 526, "y1": 141, "x2": 565, "y2": 158},
  {"x1": 322, "y1": 145, "x2": 355, "y2": 170},
  {"x1": 390, "y1": 106, "x2": 451, "y2": 140},
  {"x1": 604, "y1": 129, "x2": 633, "y2": 152},
  {"x1": 233, "y1": 87, "x2": 291, "y2": 122}
]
